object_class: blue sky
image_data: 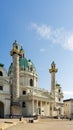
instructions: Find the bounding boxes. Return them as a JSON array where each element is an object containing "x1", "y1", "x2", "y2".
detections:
[{"x1": 0, "y1": 0, "x2": 73, "y2": 99}]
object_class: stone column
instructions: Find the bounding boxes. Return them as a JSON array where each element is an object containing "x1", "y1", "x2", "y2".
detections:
[
  {"x1": 45, "y1": 102, "x2": 47, "y2": 116},
  {"x1": 36, "y1": 100, "x2": 38, "y2": 115},
  {"x1": 51, "y1": 72, "x2": 55, "y2": 96},
  {"x1": 32, "y1": 99, "x2": 34, "y2": 115},
  {"x1": 10, "y1": 41, "x2": 20, "y2": 102},
  {"x1": 13, "y1": 54, "x2": 19, "y2": 99},
  {"x1": 40, "y1": 101, "x2": 42, "y2": 115}
]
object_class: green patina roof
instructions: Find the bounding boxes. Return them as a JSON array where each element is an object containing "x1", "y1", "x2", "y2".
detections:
[
  {"x1": 56, "y1": 83, "x2": 60, "y2": 86},
  {"x1": 19, "y1": 57, "x2": 28, "y2": 69},
  {"x1": 19, "y1": 58, "x2": 36, "y2": 70},
  {"x1": 8, "y1": 57, "x2": 36, "y2": 74},
  {"x1": 0, "y1": 63, "x2": 4, "y2": 67}
]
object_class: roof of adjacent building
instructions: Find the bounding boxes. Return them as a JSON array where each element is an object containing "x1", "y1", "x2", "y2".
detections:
[{"x1": 63, "y1": 98, "x2": 73, "y2": 102}]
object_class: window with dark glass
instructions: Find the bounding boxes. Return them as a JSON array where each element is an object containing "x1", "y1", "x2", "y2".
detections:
[
  {"x1": 30, "y1": 79, "x2": 33, "y2": 86},
  {"x1": 22, "y1": 102, "x2": 26, "y2": 107},
  {"x1": 59, "y1": 98, "x2": 61, "y2": 101},
  {"x1": 16, "y1": 45, "x2": 18, "y2": 49},
  {"x1": 58, "y1": 89, "x2": 60, "y2": 93},
  {"x1": 0, "y1": 86, "x2": 3, "y2": 90},
  {"x1": 23, "y1": 90, "x2": 26, "y2": 95},
  {"x1": 30, "y1": 67, "x2": 33, "y2": 71},
  {"x1": 0, "y1": 71, "x2": 3, "y2": 76}
]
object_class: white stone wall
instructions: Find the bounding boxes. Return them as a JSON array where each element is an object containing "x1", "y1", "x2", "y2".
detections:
[
  {"x1": 0, "y1": 94, "x2": 10, "y2": 116},
  {"x1": 3, "y1": 84, "x2": 10, "y2": 93},
  {"x1": 55, "y1": 86, "x2": 63, "y2": 103},
  {"x1": 26, "y1": 101, "x2": 32, "y2": 116},
  {"x1": 43, "y1": 102, "x2": 50, "y2": 116},
  {"x1": 4, "y1": 98, "x2": 10, "y2": 116},
  {"x1": 20, "y1": 71, "x2": 38, "y2": 88},
  {"x1": 20, "y1": 75, "x2": 27, "y2": 86},
  {"x1": 0, "y1": 66, "x2": 10, "y2": 117}
]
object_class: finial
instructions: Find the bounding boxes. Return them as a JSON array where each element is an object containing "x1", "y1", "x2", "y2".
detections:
[
  {"x1": 51, "y1": 61, "x2": 56, "y2": 68},
  {"x1": 20, "y1": 46, "x2": 23, "y2": 50},
  {"x1": 49, "y1": 61, "x2": 58, "y2": 73},
  {"x1": 13, "y1": 40, "x2": 18, "y2": 46},
  {"x1": 14, "y1": 40, "x2": 17, "y2": 43},
  {"x1": 19, "y1": 45, "x2": 25, "y2": 58}
]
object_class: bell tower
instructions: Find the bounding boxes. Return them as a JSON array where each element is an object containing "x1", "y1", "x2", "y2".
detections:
[
  {"x1": 10, "y1": 40, "x2": 20, "y2": 102},
  {"x1": 49, "y1": 61, "x2": 58, "y2": 97}
]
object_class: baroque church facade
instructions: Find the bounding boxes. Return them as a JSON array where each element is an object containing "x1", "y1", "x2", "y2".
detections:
[{"x1": 0, "y1": 41, "x2": 64, "y2": 118}]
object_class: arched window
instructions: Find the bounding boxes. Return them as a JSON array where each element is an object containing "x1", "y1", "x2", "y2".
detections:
[
  {"x1": 30, "y1": 79, "x2": 33, "y2": 86},
  {"x1": 58, "y1": 89, "x2": 60, "y2": 93},
  {"x1": 16, "y1": 45, "x2": 18, "y2": 49},
  {"x1": 59, "y1": 98, "x2": 61, "y2": 101},
  {"x1": 0, "y1": 71, "x2": 3, "y2": 76},
  {"x1": 30, "y1": 67, "x2": 33, "y2": 71}
]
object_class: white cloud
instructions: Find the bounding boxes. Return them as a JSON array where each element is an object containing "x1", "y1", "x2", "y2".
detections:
[
  {"x1": 63, "y1": 91, "x2": 73, "y2": 99},
  {"x1": 64, "y1": 34, "x2": 73, "y2": 51},
  {"x1": 30, "y1": 22, "x2": 73, "y2": 51},
  {"x1": 64, "y1": 91, "x2": 73, "y2": 95},
  {"x1": 40, "y1": 48, "x2": 46, "y2": 52},
  {"x1": 31, "y1": 23, "x2": 51, "y2": 39}
]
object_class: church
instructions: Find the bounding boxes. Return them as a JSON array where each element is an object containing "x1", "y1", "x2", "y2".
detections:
[{"x1": 0, "y1": 40, "x2": 64, "y2": 118}]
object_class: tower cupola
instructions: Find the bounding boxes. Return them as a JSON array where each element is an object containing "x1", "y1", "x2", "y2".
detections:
[
  {"x1": 19, "y1": 46, "x2": 25, "y2": 58},
  {"x1": 10, "y1": 40, "x2": 20, "y2": 56},
  {"x1": 49, "y1": 61, "x2": 58, "y2": 73}
]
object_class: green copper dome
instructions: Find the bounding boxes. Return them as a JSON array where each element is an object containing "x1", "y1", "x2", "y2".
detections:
[
  {"x1": 19, "y1": 58, "x2": 36, "y2": 71},
  {"x1": 8, "y1": 57, "x2": 36, "y2": 74},
  {"x1": 19, "y1": 57, "x2": 28, "y2": 69}
]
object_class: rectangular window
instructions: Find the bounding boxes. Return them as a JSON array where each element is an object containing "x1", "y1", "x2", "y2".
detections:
[
  {"x1": 59, "y1": 98, "x2": 61, "y2": 101},
  {"x1": 0, "y1": 86, "x2": 3, "y2": 90},
  {"x1": 22, "y1": 102, "x2": 26, "y2": 107}
]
